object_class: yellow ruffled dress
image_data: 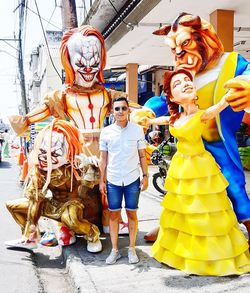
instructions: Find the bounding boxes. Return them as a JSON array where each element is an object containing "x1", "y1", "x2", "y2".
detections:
[{"x1": 152, "y1": 110, "x2": 250, "y2": 276}]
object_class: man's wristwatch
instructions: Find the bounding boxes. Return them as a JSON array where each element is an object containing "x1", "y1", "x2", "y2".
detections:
[{"x1": 143, "y1": 174, "x2": 148, "y2": 178}]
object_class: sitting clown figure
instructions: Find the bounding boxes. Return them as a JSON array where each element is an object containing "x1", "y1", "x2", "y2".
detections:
[
  {"x1": 8, "y1": 25, "x2": 128, "y2": 240},
  {"x1": 5, "y1": 119, "x2": 102, "y2": 253},
  {"x1": 144, "y1": 12, "x2": 250, "y2": 242}
]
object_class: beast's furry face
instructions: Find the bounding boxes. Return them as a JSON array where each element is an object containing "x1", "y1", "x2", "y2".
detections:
[
  {"x1": 166, "y1": 26, "x2": 206, "y2": 74},
  {"x1": 154, "y1": 14, "x2": 224, "y2": 75}
]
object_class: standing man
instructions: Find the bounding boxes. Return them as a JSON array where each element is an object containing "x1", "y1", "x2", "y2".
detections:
[{"x1": 99, "y1": 96, "x2": 148, "y2": 264}]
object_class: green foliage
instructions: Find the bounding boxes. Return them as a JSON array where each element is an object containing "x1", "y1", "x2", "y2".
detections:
[{"x1": 239, "y1": 146, "x2": 250, "y2": 170}]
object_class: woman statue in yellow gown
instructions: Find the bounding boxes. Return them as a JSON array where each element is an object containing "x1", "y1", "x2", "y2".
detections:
[{"x1": 141, "y1": 68, "x2": 250, "y2": 276}]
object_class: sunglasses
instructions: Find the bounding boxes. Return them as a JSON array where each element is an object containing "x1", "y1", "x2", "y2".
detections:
[{"x1": 114, "y1": 106, "x2": 128, "y2": 112}]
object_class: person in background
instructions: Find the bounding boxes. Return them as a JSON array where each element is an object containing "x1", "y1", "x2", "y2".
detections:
[
  {"x1": 2, "y1": 130, "x2": 10, "y2": 158},
  {"x1": 99, "y1": 96, "x2": 148, "y2": 265},
  {"x1": 148, "y1": 130, "x2": 161, "y2": 146}
]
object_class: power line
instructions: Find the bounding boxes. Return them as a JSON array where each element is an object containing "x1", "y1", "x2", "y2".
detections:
[
  {"x1": 2, "y1": 40, "x2": 19, "y2": 52},
  {"x1": 26, "y1": 5, "x2": 61, "y2": 30},
  {"x1": 45, "y1": 5, "x2": 57, "y2": 30},
  {"x1": 0, "y1": 49, "x2": 18, "y2": 60},
  {"x1": 38, "y1": 4, "x2": 58, "y2": 44},
  {"x1": 0, "y1": 38, "x2": 20, "y2": 41},
  {"x1": 34, "y1": 0, "x2": 62, "y2": 81}
]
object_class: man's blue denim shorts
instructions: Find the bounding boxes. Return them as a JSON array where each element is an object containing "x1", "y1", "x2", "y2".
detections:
[{"x1": 106, "y1": 177, "x2": 141, "y2": 211}]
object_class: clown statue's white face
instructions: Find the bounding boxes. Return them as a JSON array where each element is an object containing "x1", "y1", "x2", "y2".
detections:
[
  {"x1": 67, "y1": 32, "x2": 101, "y2": 88},
  {"x1": 38, "y1": 131, "x2": 69, "y2": 171}
]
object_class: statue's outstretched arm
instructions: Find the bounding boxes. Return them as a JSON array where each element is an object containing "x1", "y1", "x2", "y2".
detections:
[
  {"x1": 8, "y1": 90, "x2": 66, "y2": 136},
  {"x1": 9, "y1": 105, "x2": 51, "y2": 136}
]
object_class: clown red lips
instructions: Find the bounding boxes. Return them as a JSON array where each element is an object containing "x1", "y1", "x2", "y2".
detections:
[{"x1": 67, "y1": 33, "x2": 101, "y2": 88}]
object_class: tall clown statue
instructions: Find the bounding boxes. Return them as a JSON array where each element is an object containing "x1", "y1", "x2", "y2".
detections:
[
  {"x1": 5, "y1": 119, "x2": 102, "y2": 252},
  {"x1": 9, "y1": 25, "x2": 128, "y2": 242},
  {"x1": 144, "y1": 12, "x2": 250, "y2": 242}
]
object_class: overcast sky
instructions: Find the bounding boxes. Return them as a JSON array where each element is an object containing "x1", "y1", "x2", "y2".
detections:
[{"x1": 0, "y1": 0, "x2": 86, "y2": 124}]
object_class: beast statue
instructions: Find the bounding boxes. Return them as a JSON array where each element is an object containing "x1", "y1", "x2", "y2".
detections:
[
  {"x1": 9, "y1": 25, "x2": 128, "y2": 238},
  {"x1": 145, "y1": 12, "x2": 250, "y2": 241},
  {"x1": 5, "y1": 119, "x2": 102, "y2": 252}
]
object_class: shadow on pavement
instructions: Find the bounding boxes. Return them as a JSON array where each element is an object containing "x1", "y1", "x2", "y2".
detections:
[
  {"x1": 163, "y1": 273, "x2": 242, "y2": 290},
  {"x1": 0, "y1": 160, "x2": 12, "y2": 169},
  {"x1": 6, "y1": 247, "x2": 35, "y2": 253},
  {"x1": 6, "y1": 245, "x2": 66, "y2": 270},
  {"x1": 34, "y1": 250, "x2": 66, "y2": 269}
]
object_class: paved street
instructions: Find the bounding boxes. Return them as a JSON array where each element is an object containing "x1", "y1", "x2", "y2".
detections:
[
  {"x1": 0, "y1": 158, "x2": 73, "y2": 293},
  {"x1": 2, "y1": 158, "x2": 250, "y2": 292}
]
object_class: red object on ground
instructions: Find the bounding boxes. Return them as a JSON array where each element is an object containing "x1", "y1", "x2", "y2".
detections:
[{"x1": 59, "y1": 226, "x2": 75, "y2": 246}]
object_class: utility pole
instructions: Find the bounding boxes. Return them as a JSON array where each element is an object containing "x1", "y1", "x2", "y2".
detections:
[
  {"x1": 61, "y1": 0, "x2": 78, "y2": 31},
  {"x1": 17, "y1": 0, "x2": 28, "y2": 115}
]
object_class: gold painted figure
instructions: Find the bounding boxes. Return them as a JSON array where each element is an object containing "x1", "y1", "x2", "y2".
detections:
[{"x1": 5, "y1": 119, "x2": 102, "y2": 252}]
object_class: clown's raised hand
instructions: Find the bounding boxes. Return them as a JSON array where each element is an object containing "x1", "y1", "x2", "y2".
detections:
[
  {"x1": 75, "y1": 153, "x2": 99, "y2": 169},
  {"x1": 224, "y1": 75, "x2": 250, "y2": 112}
]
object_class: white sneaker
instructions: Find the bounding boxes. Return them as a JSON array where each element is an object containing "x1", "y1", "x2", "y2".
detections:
[
  {"x1": 5, "y1": 238, "x2": 38, "y2": 250},
  {"x1": 105, "y1": 249, "x2": 121, "y2": 265},
  {"x1": 103, "y1": 223, "x2": 129, "y2": 235},
  {"x1": 87, "y1": 239, "x2": 102, "y2": 253},
  {"x1": 128, "y1": 247, "x2": 139, "y2": 264},
  {"x1": 103, "y1": 225, "x2": 109, "y2": 234}
]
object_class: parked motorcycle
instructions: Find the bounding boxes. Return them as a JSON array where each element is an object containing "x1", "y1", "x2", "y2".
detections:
[{"x1": 151, "y1": 139, "x2": 176, "y2": 194}]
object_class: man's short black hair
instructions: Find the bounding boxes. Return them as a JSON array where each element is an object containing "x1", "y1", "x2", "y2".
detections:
[{"x1": 112, "y1": 96, "x2": 129, "y2": 106}]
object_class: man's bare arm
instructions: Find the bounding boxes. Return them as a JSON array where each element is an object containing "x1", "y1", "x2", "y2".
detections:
[
  {"x1": 99, "y1": 150, "x2": 108, "y2": 196},
  {"x1": 138, "y1": 148, "x2": 148, "y2": 192}
]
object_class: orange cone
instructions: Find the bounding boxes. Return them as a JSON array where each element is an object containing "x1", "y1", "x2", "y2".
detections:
[
  {"x1": 19, "y1": 158, "x2": 29, "y2": 183},
  {"x1": 18, "y1": 147, "x2": 25, "y2": 166}
]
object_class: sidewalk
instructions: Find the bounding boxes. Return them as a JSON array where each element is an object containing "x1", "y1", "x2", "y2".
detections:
[{"x1": 49, "y1": 167, "x2": 250, "y2": 293}]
